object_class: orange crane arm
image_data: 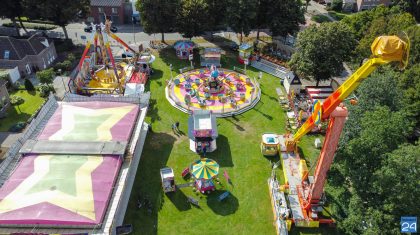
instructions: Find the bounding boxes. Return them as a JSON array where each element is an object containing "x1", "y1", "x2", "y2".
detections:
[{"x1": 291, "y1": 35, "x2": 409, "y2": 142}]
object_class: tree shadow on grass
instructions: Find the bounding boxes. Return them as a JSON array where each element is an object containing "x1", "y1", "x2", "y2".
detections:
[
  {"x1": 124, "y1": 132, "x2": 176, "y2": 235},
  {"x1": 145, "y1": 68, "x2": 164, "y2": 91},
  {"x1": 253, "y1": 102, "x2": 274, "y2": 120},
  {"x1": 158, "y1": 47, "x2": 190, "y2": 73},
  {"x1": 225, "y1": 117, "x2": 245, "y2": 131},
  {"x1": 206, "y1": 190, "x2": 239, "y2": 216},
  {"x1": 165, "y1": 189, "x2": 192, "y2": 211},
  {"x1": 206, "y1": 134, "x2": 233, "y2": 167},
  {"x1": 261, "y1": 90, "x2": 278, "y2": 102},
  {"x1": 147, "y1": 98, "x2": 161, "y2": 124}
]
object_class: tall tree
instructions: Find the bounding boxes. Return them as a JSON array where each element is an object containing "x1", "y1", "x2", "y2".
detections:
[
  {"x1": 226, "y1": 0, "x2": 258, "y2": 43},
  {"x1": 205, "y1": 0, "x2": 228, "y2": 37},
  {"x1": 354, "y1": 12, "x2": 416, "y2": 61},
  {"x1": 38, "y1": 0, "x2": 90, "y2": 39},
  {"x1": 254, "y1": 0, "x2": 271, "y2": 41},
  {"x1": 0, "y1": 0, "x2": 25, "y2": 36},
  {"x1": 267, "y1": 0, "x2": 305, "y2": 37},
  {"x1": 137, "y1": 0, "x2": 181, "y2": 42},
  {"x1": 392, "y1": 0, "x2": 420, "y2": 22},
  {"x1": 176, "y1": 0, "x2": 209, "y2": 39},
  {"x1": 289, "y1": 22, "x2": 355, "y2": 86}
]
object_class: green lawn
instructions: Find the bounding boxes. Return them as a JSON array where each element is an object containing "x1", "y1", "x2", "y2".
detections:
[
  {"x1": 124, "y1": 46, "x2": 336, "y2": 234},
  {"x1": 311, "y1": 14, "x2": 332, "y2": 23},
  {"x1": 328, "y1": 11, "x2": 350, "y2": 21},
  {"x1": 0, "y1": 90, "x2": 45, "y2": 132}
]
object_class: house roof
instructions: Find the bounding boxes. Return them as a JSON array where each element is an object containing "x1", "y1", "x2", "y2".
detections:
[
  {"x1": 0, "y1": 34, "x2": 52, "y2": 61},
  {"x1": 90, "y1": 0, "x2": 123, "y2": 7}
]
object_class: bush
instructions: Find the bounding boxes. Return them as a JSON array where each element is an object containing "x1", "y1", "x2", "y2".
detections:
[
  {"x1": 36, "y1": 68, "x2": 55, "y2": 84},
  {"x1": 37, "y1": 83, "x2": 55, "y2": 98},
  {"x1": 331, "y1": 0, "x2": 343, "y2": 11},
  {"x1": 10, "y1": 95, "x2": 25, "y2": 106},
  {"x1": 67, "y1": 53, "x2": 76, "y2": 63},
  {"x1": 9, "y1": 121, "x2": 26, "y2": 132},
  {"x1": 24, "y1": 79, "x2": 35, "y2": 91}
]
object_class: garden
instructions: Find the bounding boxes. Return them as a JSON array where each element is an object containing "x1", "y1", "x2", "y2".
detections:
[
  {"x1": 123, "y1": 45, "x2": 335, "y2": 234},
  {"x1": 0, "y1": 89, "x2": 45, "y2": 132}
]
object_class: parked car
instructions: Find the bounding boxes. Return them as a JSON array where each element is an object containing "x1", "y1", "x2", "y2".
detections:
[{"x1": 84, "y1": 25, "x2": 118, "y2": 33}]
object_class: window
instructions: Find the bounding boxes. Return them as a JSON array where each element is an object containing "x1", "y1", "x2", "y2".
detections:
[
  {"x1": 4, "y1": 50, "x2": 9, "y2": 59},
  {"x1": 98, "y1": 7, "x2": 104, "y2": 13},
  {"x1": 112, "y1": 8, "x2": 118, "y2": 14},
  {"x1": 25, "y1": 64, "x2": 31, "y2": 74}
]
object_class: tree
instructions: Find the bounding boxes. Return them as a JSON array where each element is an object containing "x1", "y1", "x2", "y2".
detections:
[
  {"x1": 406, "y1": 25, "x2": 420, "y2": 66},
  {"x1": 24, "y1": 79, "x2": 35, "y2": 91},
  {"x1": 38, "y1": 0, "x2": 90, "y2": 39},
  {"x1": 205, "y1": 0, "x2": 228, "y2": 37},
  {"x1": 341, "y1": 5, "x2": 402, "y2": 40},
  {"x1": 254, "y1": 0, "x2": 271, "y2": 41},
  {"x1": 392, "y1": 0, "x2": 420, "y2": 22},
  {"x1": 226, "y1": 0, "x2": 258, "y2": 43},
  {"x1": 37, "y1": 68, "x2": 55, "y2": 84},
  {"x1": 0, "y1": 0, "x2": 25, "y2": 36},
  {"x1": 266, "y1": 0, "x2": 305, "y2": 37},
  {"x1": 354, "y1": 12, "x2": 416, "y2": 61},
  {"x1": 331, "y1": 0, "x2": 343, "y2": 12},
  {"x1": 398, "y1": 64, "x2": 420, "y2": 133},
  {"x1": 176, "y1": 0, "x2": 209, "y2": 39},
  {"x1": 289, "y1": 22, "x2": 355, "y2": 86},
  {"x1": 137, "y1": 0, "x2": 181, "y2": 42}
]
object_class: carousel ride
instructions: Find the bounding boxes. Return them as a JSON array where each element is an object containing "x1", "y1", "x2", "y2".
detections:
[
  {"x1": 166, "y1": 65, "x2": 260, "y2": 117},
  {"x1": 69, "y1": 20, "x2": 155, "y2": 95}
]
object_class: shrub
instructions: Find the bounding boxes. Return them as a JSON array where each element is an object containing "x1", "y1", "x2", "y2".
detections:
[
  {"x1": 37, "y1": 68, "x2": 55, "y2": 84},
  {"x1": 311, "y1": 14, "x2": 332, "y2": 23},
  {"x1": 38, "y1": 83, "x2": 55, "y2": 98},
  {"x1": 67, "y1": 53, "x2": 76, "y2": 62},
  {"x1": 61, "y1": 60, "x2": 73, "y2": 71},
  {"x1": 331, "y1": 0, "x2": 343, "y2": 12},
  {"x1": 10, "y1": 95, "x2": 25, "y2": 105},
  {"x1": 24, "y1": 79, "x2": 35, "y2": 91}
]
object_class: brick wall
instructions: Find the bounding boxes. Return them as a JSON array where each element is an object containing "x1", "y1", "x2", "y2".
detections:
[{"x1": 90, "y1": 5, "x2": 125, "y2": 24}]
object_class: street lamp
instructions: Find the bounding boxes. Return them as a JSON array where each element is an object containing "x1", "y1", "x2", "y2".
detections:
[{"x1": 132, "y1": 16, "x2": 136, "y2": 43}]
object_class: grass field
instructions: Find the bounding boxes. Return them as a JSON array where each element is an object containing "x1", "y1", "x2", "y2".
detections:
[
  {"x1": 123, "y1": 46, "x2": 336, "y2": 235},
  {"x1": 0, "y1": 90, "x2": 45, "y2": 132}
]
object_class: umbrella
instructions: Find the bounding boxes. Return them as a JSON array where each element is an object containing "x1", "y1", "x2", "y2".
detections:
[{"x1": 190, "y1": 158, "x2": 219, "y2": 180}]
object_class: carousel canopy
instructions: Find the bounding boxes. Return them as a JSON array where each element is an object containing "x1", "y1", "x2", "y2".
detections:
[
  {"x1": 174, "y1": 40, "x2": 195, "y2": 51},
  {"x1": 190, "y1": 158, "x2": 219, "y2": 180}
]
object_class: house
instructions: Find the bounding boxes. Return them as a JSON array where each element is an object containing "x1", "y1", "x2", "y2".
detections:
[
  {"x1": 356, "y1": 0, "x2": 390, "y2": 11},
  {"x1": 283, "y1": 71, "x2": 302, "y2": 95},
  {"x1": 0, "y1": 79, "x2": 10, "y2": 118},
  {"x1": 0, "y1": 34, "x2": 57, "y2": 77},
  {"x1": 89, "y1": 0, "x2": 130, "y2": 25}
]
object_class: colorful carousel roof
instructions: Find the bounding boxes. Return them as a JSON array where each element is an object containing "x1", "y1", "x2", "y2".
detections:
[
  {"x1": 190, "y1": 158, "x2": 219, "y2": 180},
  {"x1": 174, "y1": 40, "x2": 195, "y2": 50}
]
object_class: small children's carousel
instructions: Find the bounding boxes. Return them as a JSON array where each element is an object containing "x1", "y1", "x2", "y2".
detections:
[
  {"x1": 174, "y1": 40, "x2": 195, "y2": 59},
  {"x1": 188, "y1": 110, "x2": 218, "y2": 154},
  {"x1": 190, "y1": 158, "x2": 219, "y2": 194}
]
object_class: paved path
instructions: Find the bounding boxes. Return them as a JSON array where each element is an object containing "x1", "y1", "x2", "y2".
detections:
[{"x1": 0, "y1": 132, "x2": 22, "y2": 148}]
